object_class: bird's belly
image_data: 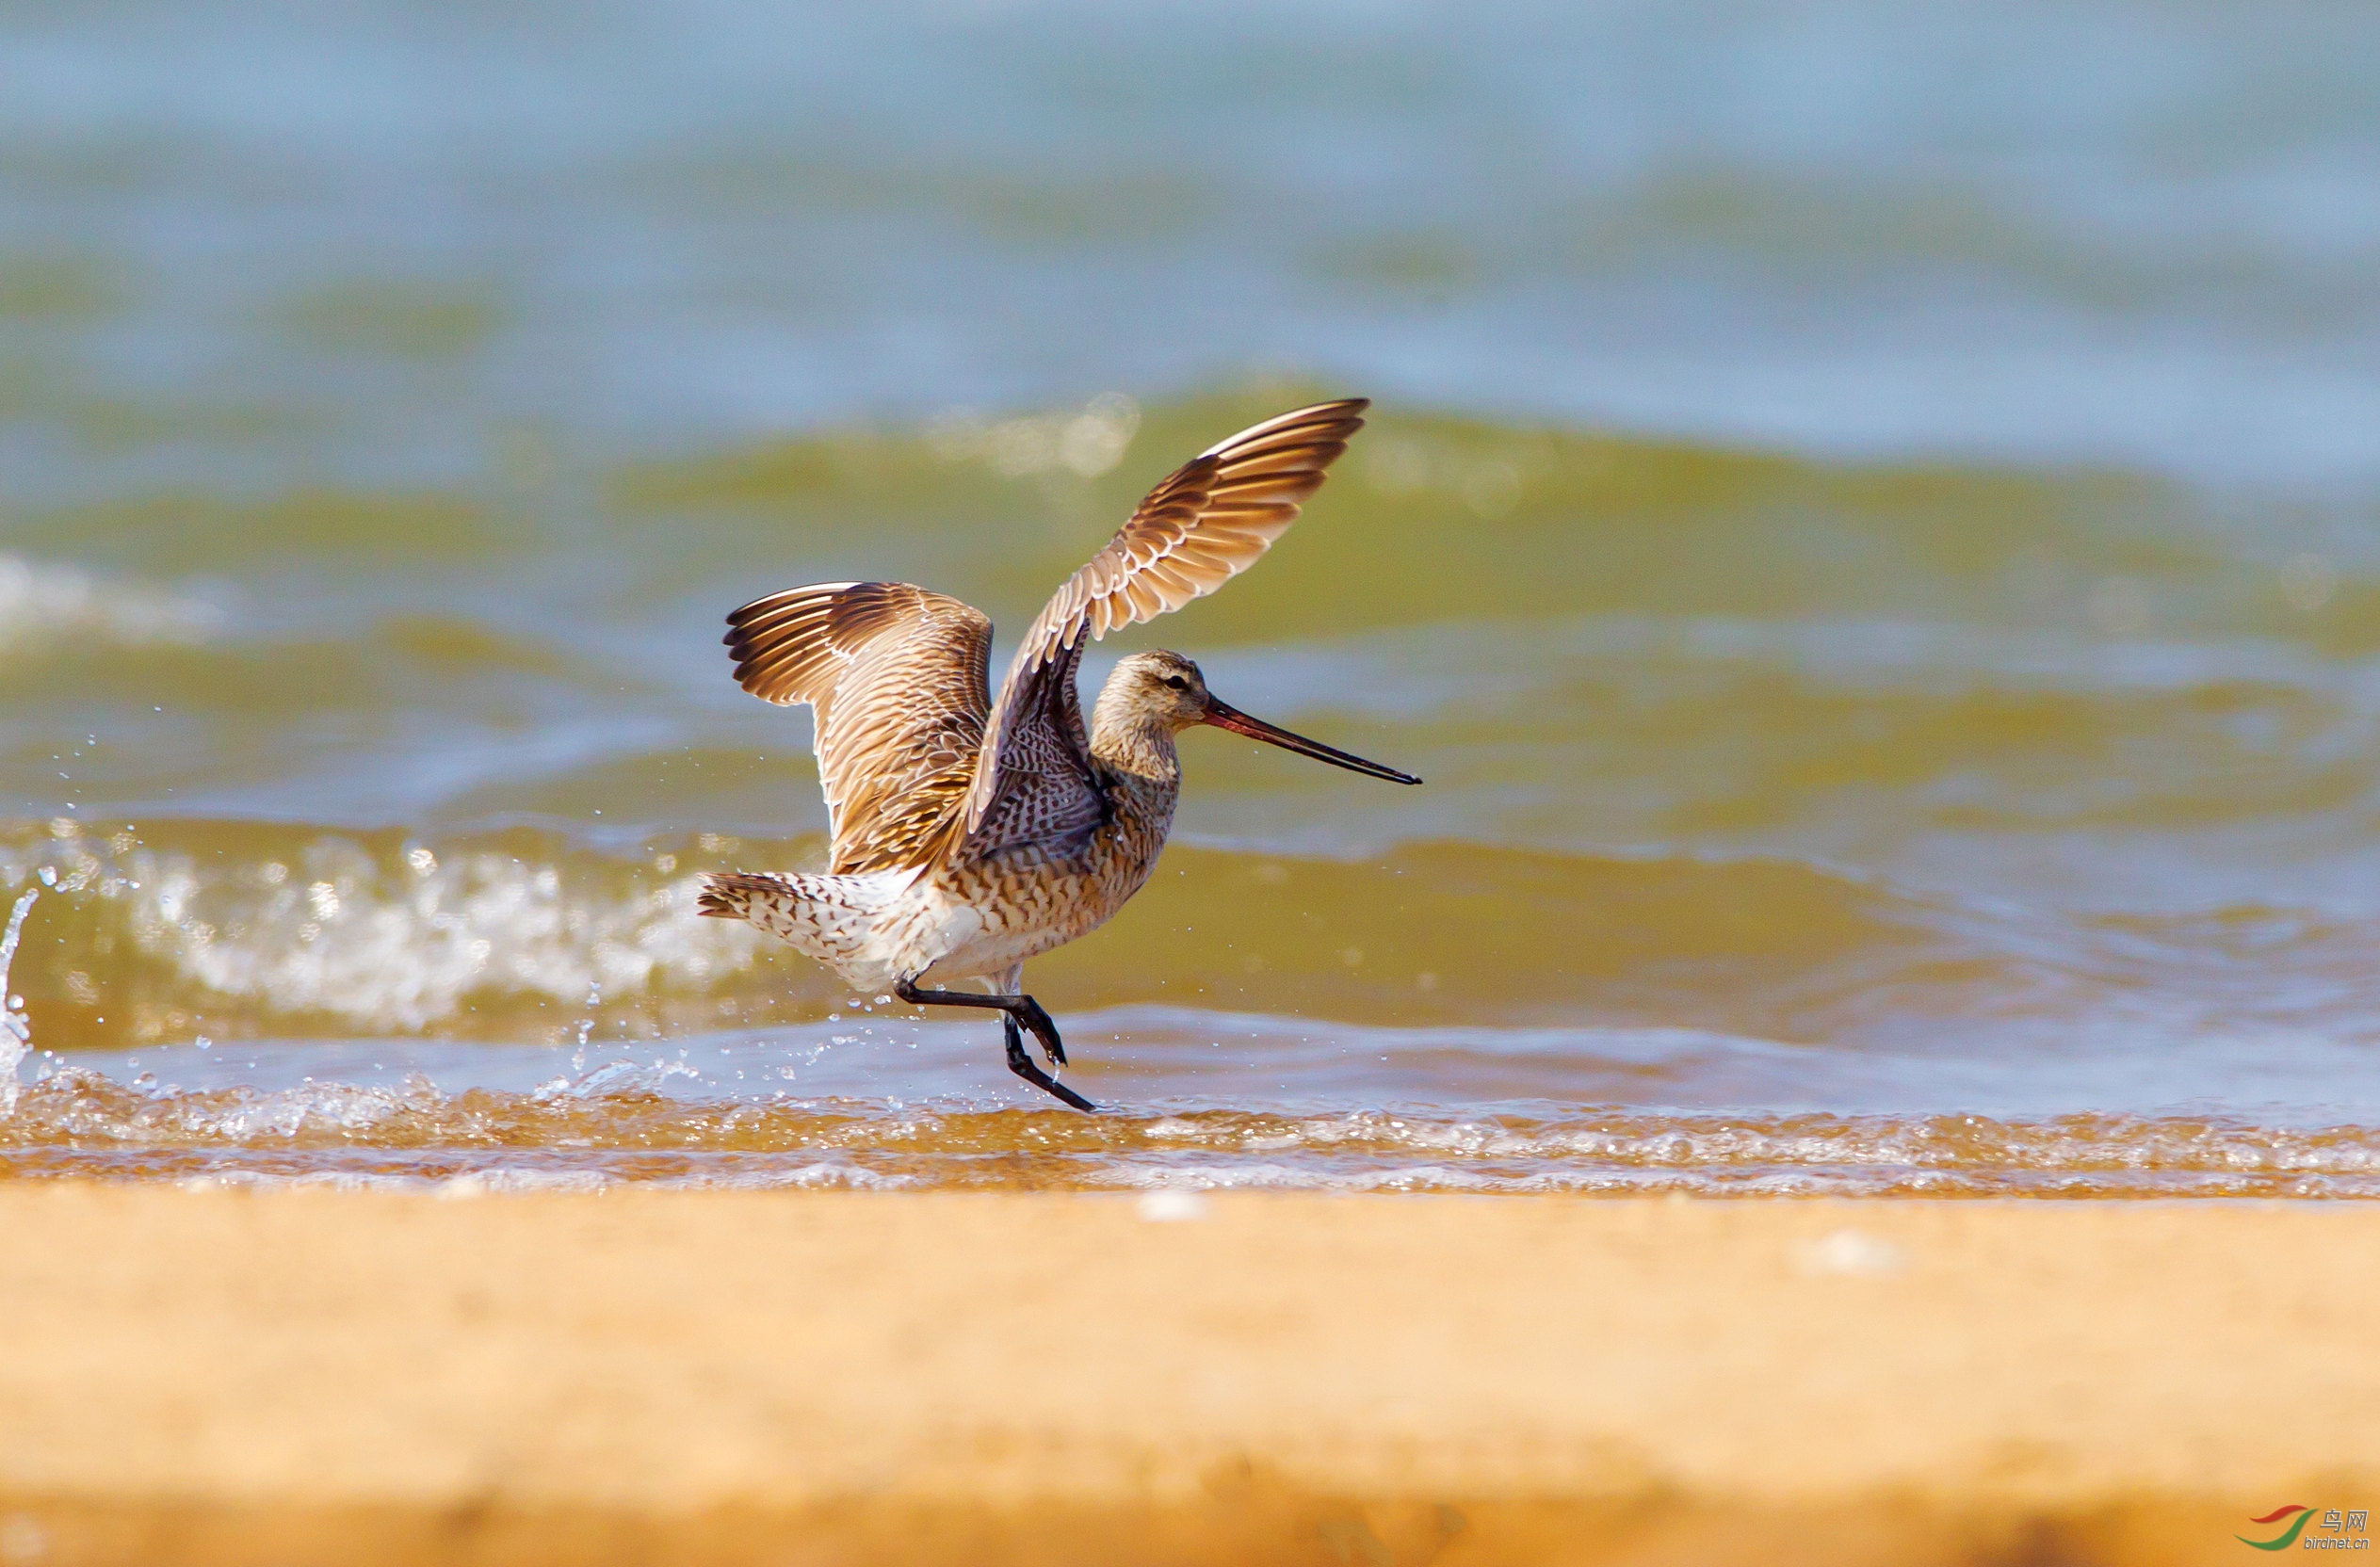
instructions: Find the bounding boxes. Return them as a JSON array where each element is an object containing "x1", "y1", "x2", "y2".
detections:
[{"x1": 910, "y1": 850, "x2": 1148, "y2": 986}]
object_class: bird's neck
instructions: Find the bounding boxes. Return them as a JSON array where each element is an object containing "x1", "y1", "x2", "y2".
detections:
[
  {"x1": 1081, "y1": 696, "x2": 1182, "y2": 902},
  {"x1": 1087, "y1": 704, "x2": 1182, "y2": 790}
]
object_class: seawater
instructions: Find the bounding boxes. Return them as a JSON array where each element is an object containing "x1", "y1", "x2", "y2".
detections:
[{"x1": 2, "y1": 1, "x2": 2378, "y2": 1193}]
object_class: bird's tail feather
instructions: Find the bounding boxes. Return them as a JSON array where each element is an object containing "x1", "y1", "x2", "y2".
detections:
[
  {"x1": 699, "y1": 869, "x2": 904, "y2": 971},
  {"x1": 696, "y1": 871, "x2": 790, "y2": 922}
]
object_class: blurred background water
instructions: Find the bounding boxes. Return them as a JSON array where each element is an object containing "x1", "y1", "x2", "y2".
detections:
[{"x1": 4, "y1": 0, "x2": 2379, "y2": 1193}]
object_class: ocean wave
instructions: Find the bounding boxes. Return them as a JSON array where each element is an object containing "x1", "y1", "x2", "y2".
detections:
[
  {"x1": 6, "y1": 816, "x2": 2380, "y2": 1076},
  {"x1": 0, "y1": 818, "x2": 781, "y2": 1045}
]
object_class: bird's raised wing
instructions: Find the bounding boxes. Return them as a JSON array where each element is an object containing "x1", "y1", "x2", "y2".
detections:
[
  {"x1": 724, "y1": 581, "x2": 992, "y2": 873},
  {"x1": 962, "y1": 397, "x2": 1369, "y2": 856}
]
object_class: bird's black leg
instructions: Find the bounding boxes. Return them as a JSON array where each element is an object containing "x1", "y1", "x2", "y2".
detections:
[
  {"x1": 1000, "y1": 1013, "x2": 1096, "y2": 1112},
  {"x1": 894, "y1": 978, "x2": 1096, "y2": 1112}
]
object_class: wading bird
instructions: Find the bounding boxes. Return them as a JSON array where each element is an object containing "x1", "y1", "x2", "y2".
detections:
[{"x1": 699, "y1": 399, "x2": 1417, "y2": 1109}]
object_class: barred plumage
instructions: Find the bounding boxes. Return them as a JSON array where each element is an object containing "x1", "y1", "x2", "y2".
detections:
[{"x1": 699, "y1": 399, "x2": 1418, "y2": 1109}]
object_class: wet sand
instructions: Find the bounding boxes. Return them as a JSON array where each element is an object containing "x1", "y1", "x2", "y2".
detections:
[{"x1": 0, "y1": 1188, "x2": 2372, "y2": 1566}]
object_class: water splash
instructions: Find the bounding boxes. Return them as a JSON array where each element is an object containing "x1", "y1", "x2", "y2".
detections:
[
  {"x1": 0, "y1": 890, "x2": 40, "y2": 1116},
  {"x1": 573, "y1": 980, "x2": 601, "y2": 1069},
  {"x1": 0, "y1": 820, "x2": 777, "y2": 1043}
]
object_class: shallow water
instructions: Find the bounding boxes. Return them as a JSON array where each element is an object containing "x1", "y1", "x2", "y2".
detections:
[
  {"x1": 3, "y1": 1, "x2": 2377, "y2": 1192},
  {"x1": 15, "y1": 1030, "x2": 2380, "y2": 1197}
]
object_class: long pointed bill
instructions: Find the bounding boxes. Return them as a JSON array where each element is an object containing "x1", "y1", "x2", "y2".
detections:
[{"x1": 1201, "y1": 698, "x2": 1422, "y2": 784}]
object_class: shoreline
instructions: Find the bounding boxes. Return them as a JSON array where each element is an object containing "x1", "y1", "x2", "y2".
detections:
[{"x1": 2, "y1": 1188, "x2": 2372, "y2": 1564}]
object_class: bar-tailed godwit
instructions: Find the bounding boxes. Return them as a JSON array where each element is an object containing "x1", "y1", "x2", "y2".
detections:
[{"x1": 699, "y1": 399, "x2": 1417, "y2": 1109}]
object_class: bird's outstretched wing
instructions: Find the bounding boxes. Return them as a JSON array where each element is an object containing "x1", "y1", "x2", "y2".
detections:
[
  {"x1": 961, "y1": 397, "x2": 1369, "y2": 857},
  {"x1": 724, "y1": 580, "x2": 992, "y2": 873}
]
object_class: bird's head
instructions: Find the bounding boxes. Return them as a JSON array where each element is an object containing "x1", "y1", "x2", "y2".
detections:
[
  {"x1": 1100, "y1": 650, "x2": 1420, "y2": 784},
  {"x1": 1107, "y1": 650, "x2": 1215, "y2": 730}
]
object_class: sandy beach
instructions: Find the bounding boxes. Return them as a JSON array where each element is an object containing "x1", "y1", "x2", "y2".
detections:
[{"x1": 0, "y1": 1188, "x2": 2370, "y2": 1565}]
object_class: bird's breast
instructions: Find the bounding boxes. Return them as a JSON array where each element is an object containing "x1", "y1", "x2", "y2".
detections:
[{"x1": 924, "y1": 775, "x2": 1176, "y2": 969}]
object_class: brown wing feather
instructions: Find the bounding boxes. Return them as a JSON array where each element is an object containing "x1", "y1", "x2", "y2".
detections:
[
  {"x1": 724, "y1": 580, "x2": 992, "y2": 873},
  {"x1": 961, "y1": 398, "x2": 1369, "y2": 856}
]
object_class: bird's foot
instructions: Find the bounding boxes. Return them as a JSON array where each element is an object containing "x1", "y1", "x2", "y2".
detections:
[
  {"x1": 1012, "y1": 995, "x2": 1067, "y2": 1068},
  {"x1": 1004, "y1": 1015, "x2": 1095, "y2": 1112}
]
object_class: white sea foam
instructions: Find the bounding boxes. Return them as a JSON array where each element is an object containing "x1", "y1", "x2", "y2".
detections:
[
  {"x1": 116, "y1": 843, "x2": 766, "y2": 1031},
  {"x1": 0, "y1": 555, "x2": 219, "y2": 653},
  {"x1": 0, "y1": 825, "x2": 770, "y2": 1034}
]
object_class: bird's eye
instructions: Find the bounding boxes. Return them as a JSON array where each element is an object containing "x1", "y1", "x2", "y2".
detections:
[{"x1": 1162, "y1": 674, "x2": 1189, "y2": 690}]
